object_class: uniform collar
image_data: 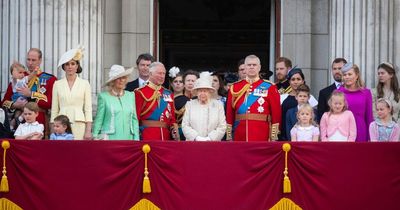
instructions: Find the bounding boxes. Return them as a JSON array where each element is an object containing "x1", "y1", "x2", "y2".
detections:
[
  {"x1": 148, "y1": 81, "x2": 162, "y2": 90},
  {"x1": 246, "y1": 77, "x2": 260, "y2": 84}
]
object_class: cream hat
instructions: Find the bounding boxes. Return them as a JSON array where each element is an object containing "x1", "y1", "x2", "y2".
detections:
[
  {"x1": 193, "y1": 71, "x2": 215, "y2": 93},
  {"x1": 105, "y1": 65, "x2": 133, "y2": 85},
  {"x1": 58, "y1": 46, "x2": 84, "y2": 69}
]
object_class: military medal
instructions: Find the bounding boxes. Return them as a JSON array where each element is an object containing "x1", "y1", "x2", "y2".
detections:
[
  {"x1": 257, "y1": 97, "x2": 265, "y2": 105},
  {"x1": 40, "y1": 86, "x2": 47, "y2": 94},
  {"x1": 164, "y1": 110, "x2": 169, "y2": 119},
  {"x1": 257, "y1": 97, "x2": 265, "y2": 113}
]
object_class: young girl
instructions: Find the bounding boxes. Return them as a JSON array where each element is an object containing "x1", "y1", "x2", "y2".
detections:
[
  {"x1": 50, "y1": 115, "x2": 74, "y2": 140},
  {"x1": 369, "y1": 98, "x2": 400, "y2": 141},
  {"x1": 14, "y1": 102, "x2": 44, "y2": 140},
  {"x1": 290, "y1": 104, "x2": 319, "y2": 141},
  {"x1": 320, "y1": 91, "x2": 357, "y2": 141}
]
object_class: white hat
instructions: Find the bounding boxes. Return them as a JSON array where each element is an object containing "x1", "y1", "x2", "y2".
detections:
[
  {"x1": 193, "y1": 71, "x2": 215, "y2": 93},
  {"x1": 169, "y1": 66, "x2": 180, "y2": 78},
  {"x1": 105, "y1": 65, "x2": 133, "y2": 85},
  {"x1": 58, "y1": 46, "x2": 84, "y2": 68}
]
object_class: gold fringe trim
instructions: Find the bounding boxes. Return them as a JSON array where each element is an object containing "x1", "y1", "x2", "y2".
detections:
[
  {"x1": 226, "y1": 124, "x2": 233, "y2": 140},
  {"x1": 129, "y1": 198, "x2": 160, "y2": 210},
  {"x1": 142, "y1": 144, "x2": 151, "y2": 193},
  {"x1": 269, "y1": 198, "x2": 302, "y2": 210},
  {"x1": 270, "y1": 123, "x2": 280, "y2": 141},
  {"x1": 282, "y1": 143, "x2": 291, "y2": 193},
  {"x1": 1, "y1": 141, "x2": 10, "y2": 193},
  {"x1": 0, "y1": 198, "x2": 23, "y2": 210}
]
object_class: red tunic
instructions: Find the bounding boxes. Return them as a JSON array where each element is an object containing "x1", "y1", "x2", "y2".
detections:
[
  {"x1": 226, "y1": 79, "x2": 281, "y2": 141},
  {"x1": 135, "y1": 82, "x2": 177, "y2": 141}
]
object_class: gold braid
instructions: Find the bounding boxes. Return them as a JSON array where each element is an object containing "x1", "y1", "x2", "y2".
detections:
[
  {"x1": 137, "y1": 87, "x2": 161, "y2": 116},
  {"x1": 230, "y1": 83, "x2": 250, "y2": 108}
]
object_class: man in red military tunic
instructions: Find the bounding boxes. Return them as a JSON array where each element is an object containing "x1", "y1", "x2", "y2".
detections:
[
  {"x1": 135, "y1": 62, "x2": 179, "y2": 141},
  {"x1": 1, "y1": 48, "x2": 56, "y2": 137},
  {"x1": 226, "y1": 55, "x2": 281, "y2": 141}
]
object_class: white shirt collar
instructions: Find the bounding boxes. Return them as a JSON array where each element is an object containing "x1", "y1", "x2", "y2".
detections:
[
  {"x1": 334, "y1": 81, "x2": 341, "y2": 89},
  {"x1": 139, "y1": 77, "x2": 148, "y2": 87}
]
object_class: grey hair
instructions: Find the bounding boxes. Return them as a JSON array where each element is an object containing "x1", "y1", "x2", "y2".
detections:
[
  {"x1": 149, "y1": 61, "x2": 165, "y2": 73},
  {"x1": 245, "y1": 54, "x2": 260, "y2": 64}
]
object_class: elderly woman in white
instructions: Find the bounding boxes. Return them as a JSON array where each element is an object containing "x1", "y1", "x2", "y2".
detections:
[{"x1": 182, "y1": 72, "x2": 227, "y2": 141}]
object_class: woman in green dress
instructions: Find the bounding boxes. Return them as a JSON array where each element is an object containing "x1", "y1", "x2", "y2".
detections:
[{"x1": 93, "y1": 65, "x2": 140, "y2": 140}]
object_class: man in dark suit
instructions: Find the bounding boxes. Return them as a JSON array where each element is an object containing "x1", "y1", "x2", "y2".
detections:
[
  {"x1": 317, "y1": 58, "x2": 347, "y2": 122},
  {"x1": 125, "y1": 53, "x2": 155, "y2": 91}
]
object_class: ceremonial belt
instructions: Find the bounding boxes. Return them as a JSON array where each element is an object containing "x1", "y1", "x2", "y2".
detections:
[
  {"x1": 235, "y1": 114, "x2": 271, "y2": 122},
  {"x1": 140, "y1": 120, "x2": 168, "y2": 128}
]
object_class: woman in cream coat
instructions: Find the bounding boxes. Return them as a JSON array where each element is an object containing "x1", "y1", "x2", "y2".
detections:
[
  {"x1": 182, "y1": 72, "x2": 226, "y2": 141},
  {"x1": 92, "y1": 65, "x2": 140, "y2": 140},
  {"x1": 51, "y1": 47, "x2": 92, "y2": 139}
]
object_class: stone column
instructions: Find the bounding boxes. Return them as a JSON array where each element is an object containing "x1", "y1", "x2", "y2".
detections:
[
  {"x1": 0, "y1": 0, "x2": 103, "y2": 97},
  {"x1": 330, "y1": 0, "x2": 400, "y2": 88}
]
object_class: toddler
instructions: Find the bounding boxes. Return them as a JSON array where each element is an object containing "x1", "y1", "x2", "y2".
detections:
[
  {"x1": 290, "y1": 104, "x2": 319, "y2": 141},
  {"x1": 50, "y1": 115, "x2": 74, "y2": 140}
]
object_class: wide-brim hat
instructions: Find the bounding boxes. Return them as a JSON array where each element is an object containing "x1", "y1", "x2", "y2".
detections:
[
  {"x1": 58, "y1": 46, "x2": 84, "y2": 68},
  {"x1": 104, "y1": 65, "x2": 133, "y2": 86},
  {"x1": 193, "y1": 71, "x2": 215, "y2": 93}
]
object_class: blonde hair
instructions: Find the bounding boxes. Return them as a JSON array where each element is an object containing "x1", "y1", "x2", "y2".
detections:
[
  {"x1": 346, "y1": 64, "x2": 365, "y2": 89},
  {"x1": 24, "y1": 102, "x2": 39, "y2": 113},
  {"x1": 376, "y1": 98, "x2": 394, "y2": 116},
  {"x1": 328, "y1": 91, "x2": 348, "y2": 114},
  {"x1": 295, "y1": 104, "x2": 317, "y2": 127}
]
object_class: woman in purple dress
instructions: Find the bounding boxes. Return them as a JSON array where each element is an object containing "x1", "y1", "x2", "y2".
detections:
[{"x1": 338, "y1": 63, "x2": 373, "y2": 141}]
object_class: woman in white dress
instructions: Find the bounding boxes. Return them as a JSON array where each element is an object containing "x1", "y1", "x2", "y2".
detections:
[{"x1": 182, "y1": 72, "x2": 227, "y2": 141}]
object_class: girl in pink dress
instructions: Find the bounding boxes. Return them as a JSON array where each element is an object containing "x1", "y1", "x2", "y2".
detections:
[
  {"x1": 369, "y1": 98, "x2": 400, "y2": 141},
  {"x1": 290, "y1": 104, "x2": 319, "y2": 141},
  {"x1": 320, "y1": 91, "x2": 357, "y2": 141}
]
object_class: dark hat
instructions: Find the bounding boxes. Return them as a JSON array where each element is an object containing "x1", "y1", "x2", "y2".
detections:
[
  {"x1": 287, "y1": 66, "x2": 303, "y2": 80},
  {"x1": 224, "y1": 72, "x2": 239, "y2": 84}
]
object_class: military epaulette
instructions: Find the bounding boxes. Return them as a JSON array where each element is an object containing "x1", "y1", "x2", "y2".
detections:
[
  {"x1": 263, "y1": 79, "x2": 275, "y2": 85},
  {"x1": 162, "y1": 88, "x2": 172, "y2": 95},
  {"x1": 232, "y1": 79, "x2": 245, "y2": 85},
  {"x1": 40, "y1": 72, "x2": 55, "y2": 79}
]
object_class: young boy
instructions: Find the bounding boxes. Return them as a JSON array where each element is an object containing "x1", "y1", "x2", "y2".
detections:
[
  {"x1": 285, "y1": 84, "x2": 316, "y2": 140},
  {"x1": 14, "y1": 102, "x2": 44, "y2": 140}
]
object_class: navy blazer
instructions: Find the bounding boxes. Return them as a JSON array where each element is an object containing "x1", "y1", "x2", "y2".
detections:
[
  {"x1": 317, "y1": 83, "x2": 336, "y2": 122},
  {"x1": 125, "y1": 79, "x2": 139, "y2": 92}
]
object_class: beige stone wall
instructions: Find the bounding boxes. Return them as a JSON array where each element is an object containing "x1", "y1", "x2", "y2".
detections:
[{"x1": 103, "y1": 0, "x2": 151, "y2": 87}]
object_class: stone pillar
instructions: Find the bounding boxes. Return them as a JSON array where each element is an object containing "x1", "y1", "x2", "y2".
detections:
[
  {"x1": 121, "y1": 0, "x2": 151, "y2": 81},
  {"x1": 0, "y1": 0, "x2": 103, "y2": 97},
  {"x1": 330, "y1": 0, "x2": 400, "y2": 88},
  {"x1": 281, "y1": 0, "x2": 331, "y2": 96}
]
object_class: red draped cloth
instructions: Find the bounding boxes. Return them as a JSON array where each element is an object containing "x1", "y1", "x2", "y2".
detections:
[{"x1": 1, "y1": 141, "x2": 399, "y2": 209}]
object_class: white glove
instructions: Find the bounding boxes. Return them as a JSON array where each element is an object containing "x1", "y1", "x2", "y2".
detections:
[{"x1": 195, "y1": 136, "x2": 211, "y2": 141}]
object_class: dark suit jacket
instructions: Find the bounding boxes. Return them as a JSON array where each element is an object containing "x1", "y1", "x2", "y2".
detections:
[
  {"x1": 125, "y1": 79, "x2": 139, "y2": 92},
  {"x1": 317, "y1": 83, "x2": 336, "y2": 122}
]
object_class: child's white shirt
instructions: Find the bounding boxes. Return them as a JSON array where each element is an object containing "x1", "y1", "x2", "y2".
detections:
[{"x1": 14, "y1": 121, "x2": 44, "y2": 137}]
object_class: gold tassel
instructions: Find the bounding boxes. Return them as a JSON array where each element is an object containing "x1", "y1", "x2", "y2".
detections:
[
  {"x1": 1, "y1": 140, "x2": 10, "y2": 193},
  {"x1": 282, "y1": 143, "x2": 291, "y2": 193},
  {"x1": 142, "y1": 144, "x2": 151, "y2": 193}
]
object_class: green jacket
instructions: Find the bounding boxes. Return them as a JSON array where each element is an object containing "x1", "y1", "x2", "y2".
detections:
[{"x1": 93, "y1": 91, "x2": 139, "y2": 140}]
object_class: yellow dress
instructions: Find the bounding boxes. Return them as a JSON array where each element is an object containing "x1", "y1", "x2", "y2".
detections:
[{"x1": 51, "y1": 77, "x2": 92, "y2": 139}]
